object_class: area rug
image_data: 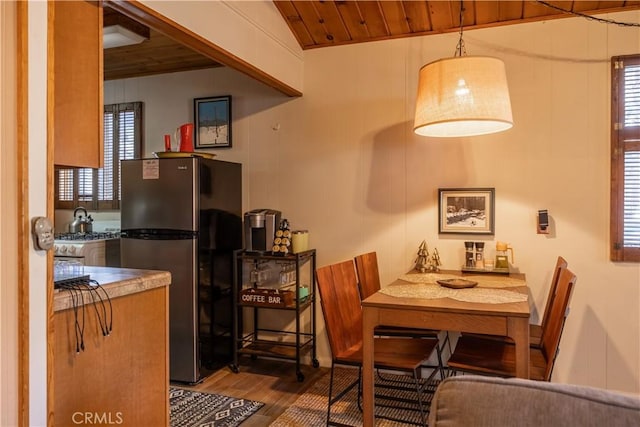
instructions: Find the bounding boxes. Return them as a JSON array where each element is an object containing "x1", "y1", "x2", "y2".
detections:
[
  {"x1": 270, "y1": 367, "x2": 440, "y2": 426},
  {"x1": 170, "y1": 387, "x2": 264, "y2": 427}
]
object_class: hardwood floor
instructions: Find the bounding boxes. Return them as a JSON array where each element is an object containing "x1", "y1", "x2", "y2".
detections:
[{"x1": 173, "y1": 359, "x2": 329, "y2": 425}]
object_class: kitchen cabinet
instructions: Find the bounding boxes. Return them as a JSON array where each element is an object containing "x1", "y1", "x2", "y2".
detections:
[
  {"x1": 54, "y1": 268, "x2": 170, "y2": 426},
  {"x1": 52, "y1": 0, "x2": 103, "y2": 168},
  {"x1": 231, "y1": 250, "x2": 319, "y2": 382}
]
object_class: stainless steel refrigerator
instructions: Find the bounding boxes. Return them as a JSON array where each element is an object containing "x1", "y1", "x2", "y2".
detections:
[{"x1": 120, "y1": 157, "x2": 242, "y2": 383}]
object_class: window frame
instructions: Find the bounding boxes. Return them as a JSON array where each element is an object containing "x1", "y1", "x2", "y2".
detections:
[
  {"x1": 55, "y1": 102, "x2": 143, "y2": 211},
  {"x1": 611, "y1": 54, "x2": 640, "y2": 262}
]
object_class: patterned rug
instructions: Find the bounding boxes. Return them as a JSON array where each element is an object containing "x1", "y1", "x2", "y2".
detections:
[
  {"x1": 170, "y1": 387, "x2": 264, "y2": 427},
  {"x1": 270, "y1": 367, "x2": 440, "y2": 426}
]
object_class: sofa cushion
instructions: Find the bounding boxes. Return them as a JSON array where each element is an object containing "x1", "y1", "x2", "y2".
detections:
[{"x1": 428, "y1": 375, "x2": 640, "y2": 427}]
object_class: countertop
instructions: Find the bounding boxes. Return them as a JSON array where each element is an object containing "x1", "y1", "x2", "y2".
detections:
[{"x1": 53, "y1": 266, "x2": 171, "y2": 312}]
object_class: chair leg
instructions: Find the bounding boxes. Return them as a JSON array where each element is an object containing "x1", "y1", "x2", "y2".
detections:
[
  {"x1": 326, "y1": 363, "x2": 335, "y2": 427},
  {"x1": 356, "y1": 368, "x2": 430, "y2": 426},
  {"x1": 439, "y1": 332, "x2": 455, "y2": 379},
  {"x1": 416, "y1": 337, "x2": 447, "y2": 381},
  {"x1": 434, "y1": 341, "x2": 445, "y2": 381},
  {"x1": 412, "y1": 369, "x2": 427, "y2": 426},
  {"x1": 444, "y1": 331, "x2": 452, "y2": 355},
  {"x1": 326, "y1": 364, "x2": 360, "y2": 427}
]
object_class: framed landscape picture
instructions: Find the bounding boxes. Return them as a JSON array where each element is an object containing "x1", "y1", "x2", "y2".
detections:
[
  {"x1": 438, "y1": 188, "x2": 495, "y2": 235},
  {"x1": 194, "y1": 95, "x2": 232, "y2": 148}
]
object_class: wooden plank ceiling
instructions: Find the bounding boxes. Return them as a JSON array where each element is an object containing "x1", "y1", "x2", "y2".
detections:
[
  {"x1": 104, "y1": 1, "x2": 640, "y2": 80},
  {"x1": 274, "y1": 0, "x2": 640, "y2": 49}
]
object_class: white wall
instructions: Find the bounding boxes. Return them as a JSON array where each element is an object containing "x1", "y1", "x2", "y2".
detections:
[
  {"x1": 27, "y1": 2, "x2": 50, "y2": 425},
  {"x1": 139, "y1": 0, "x2": 304, "y2": 92},
  {"x1": 106, "y1": 10, "x2": 640, "y2": 393},
  {"x1": 297, "y1": 12, "x2": 640, "y2": 393},
  {"x1": 104, "y1": 66, "x2": 288, "y2": 215}
]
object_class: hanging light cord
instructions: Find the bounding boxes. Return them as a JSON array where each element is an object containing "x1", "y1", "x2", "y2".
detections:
[
  {"x1": 535, "y1": 0, "x2": 640, "y2": 28},
  {"x1": 452, "y1": 0, "x2": 637, "y2": 59},
  {"x1": 454, "y1": 0, "x2": 467, "y2": 57}
]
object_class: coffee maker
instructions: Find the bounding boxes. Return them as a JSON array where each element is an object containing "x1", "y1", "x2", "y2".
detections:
[{"x1": 244, "y1": 209, "x2": 281, "y2": 253}]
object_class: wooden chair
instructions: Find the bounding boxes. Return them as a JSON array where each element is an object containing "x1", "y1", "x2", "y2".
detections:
[
  {"x1": 447, "y1": 267, "x2": 577, "y2": 381},
  {"x1": 316, "y1": 260, "x2": 440, "y2": 426},
  {"x1": 530, "y1": 256, "x2": 568, "y2": 346},
  {"x1": 354, "y1": 251, "x2": 448, "y2": 379},
  {"x1": 462, "y1": 255, "x2": 568, "y2": 348}
]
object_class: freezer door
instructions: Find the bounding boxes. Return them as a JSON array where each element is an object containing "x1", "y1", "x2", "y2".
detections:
[
  {"x1": 121, "y1": 158, "x2": 197, "y2": 231},
  {"x1": 120, "y1": 236, "x2": 200, "y2": 383}
]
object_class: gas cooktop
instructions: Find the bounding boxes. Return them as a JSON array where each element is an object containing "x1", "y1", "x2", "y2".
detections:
[{"x1": 54, "y1": 232, "x2": 121, "y2": 241}]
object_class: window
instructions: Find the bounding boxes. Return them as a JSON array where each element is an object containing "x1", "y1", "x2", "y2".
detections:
[
  {"x1": 611, "y1": 55, "x2": 640, "y2": 262},
  {"x1": 55, "y1": 102, "x2": 142, "y2": 210}
]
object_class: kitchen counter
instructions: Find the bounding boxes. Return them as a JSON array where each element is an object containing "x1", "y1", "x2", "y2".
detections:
[
  {"x1": 53, "y1": 266, "x2": 171, "y2": 312},
  {"x1": 54, "y1": 266, "x2": 171, "y2": 426}
]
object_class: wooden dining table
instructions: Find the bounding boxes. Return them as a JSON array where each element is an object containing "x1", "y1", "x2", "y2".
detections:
[{"x1": 361, "y1": 270, "x2": 531, "y2": 426}]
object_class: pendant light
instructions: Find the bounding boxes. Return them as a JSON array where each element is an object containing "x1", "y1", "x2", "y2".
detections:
[{"x1": 413, "y1": 1, "x2": 513, "y2": 138}]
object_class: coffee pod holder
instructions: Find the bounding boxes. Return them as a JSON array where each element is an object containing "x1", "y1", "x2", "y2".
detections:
[{"x1": 271, "y1": 218, "x2": 291, "y2": 256}]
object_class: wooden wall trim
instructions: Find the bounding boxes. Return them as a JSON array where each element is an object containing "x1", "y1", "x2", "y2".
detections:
[
  {"x1": 46, "y1": 2, "x2": 55, "y2": 425},
  {"x1": 16, "y1": 2, "x2": 29, "y2": 426},
  {"x1": 105, "y1": 0, "x2": 302, "y2": 97}
]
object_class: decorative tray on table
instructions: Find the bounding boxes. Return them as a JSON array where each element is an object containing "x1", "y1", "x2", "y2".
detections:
[
  {"x1": 461, "y1": 266, "x2": 510, "y2": 275},
  {"x1": 436, "y1": 279, "x2": 478, "y2": 289}
]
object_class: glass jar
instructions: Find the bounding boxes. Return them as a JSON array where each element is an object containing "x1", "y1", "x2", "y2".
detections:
[{"x1": 291, "y1": 230, "x2": 309, "y2": 254}]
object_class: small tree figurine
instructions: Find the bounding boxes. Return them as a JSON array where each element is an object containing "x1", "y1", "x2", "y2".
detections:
[
  {"x1": 415, "y1": 240, "x2": 431, "y2": 273},
  {"x1": 431, "y1": 247, "x2": 442, "y2": 272}
]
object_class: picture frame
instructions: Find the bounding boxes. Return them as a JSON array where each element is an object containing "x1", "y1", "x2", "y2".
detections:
[
  {"x1": 438, "y1": 188, "x2": 495, "y2": 235},
  {"x1": 194, "y1": 95, "x2": 232, "y2": 148}
]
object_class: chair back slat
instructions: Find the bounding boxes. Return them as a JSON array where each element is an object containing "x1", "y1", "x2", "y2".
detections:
[
  {"x1": 541, "y1": 267, "x2": 577, "y2": 381},
  {"x1": 539, "y1": 256, "x2": 568, "y2": 335},
  {"x1": 354, "y1": 252, "x2": 381, "y2": 300},
  {"x1": 315, "y1": 260, "x2": 363, "y2": 359}
]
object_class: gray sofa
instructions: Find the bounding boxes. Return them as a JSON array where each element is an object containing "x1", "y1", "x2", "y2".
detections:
[{"x1": 428, "y1": 375, "x2": 640, "y2": 427}]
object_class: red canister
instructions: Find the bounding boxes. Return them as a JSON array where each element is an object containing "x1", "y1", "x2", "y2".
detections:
[{"x1": 178, "y1": 124, "x2": 194, "y2": 152}]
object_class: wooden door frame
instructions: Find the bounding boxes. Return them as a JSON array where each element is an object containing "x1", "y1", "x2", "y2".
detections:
[
  {"x1": 16, "y1": 2, "x2": 31, "y2": 426},
  {"x1": 15, "y1": 2, "x2": 54, "y2": 426},
  {"x1": 42, "y1": 2, "x2": 301, "y2": 424}
]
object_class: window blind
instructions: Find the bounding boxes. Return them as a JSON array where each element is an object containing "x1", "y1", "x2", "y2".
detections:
[
  {"x1": 623, "y1": 64, "x2": 640, "y2": 248},
  {"x1": 624, "y1": 152, "x2": 640, "y2": 247},
  {"x1": 55, "y1": 102, "x2": 142, "y2": 210},
  {"x1": 99, "y1": 113, "x2": 115, "y2": 201},
  {"x1": 612, "y1": 55, "x2": 640, "y2": 261}
]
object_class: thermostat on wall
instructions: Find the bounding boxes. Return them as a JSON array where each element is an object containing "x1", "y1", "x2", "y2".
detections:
[{"x1": 537, "y1": 209, "x2": 549, "y2": 234}]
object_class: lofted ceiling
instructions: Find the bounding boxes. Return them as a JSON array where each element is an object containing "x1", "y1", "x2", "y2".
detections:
[
  {"x1": 104, "y1": 1, "x2": 640, "y2": 80},
  {"x1": 273, "y1": 0, "x2": 640, "y2": 49}
]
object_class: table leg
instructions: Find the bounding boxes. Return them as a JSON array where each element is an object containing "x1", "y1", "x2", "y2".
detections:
[
  {"x1": 509, "y1": 317, "x2": 530, "y2": 378},
  {"x1": 362, "y1": 307, "x2": 376, "y2": 427}
]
